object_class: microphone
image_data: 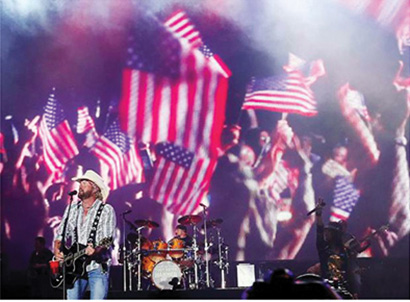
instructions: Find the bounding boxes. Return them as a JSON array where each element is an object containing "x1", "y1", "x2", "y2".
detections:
[
  {"x1": 199, "y1": 203, "x2": 207, "y2": 208},
  {"x1": 307, "y1": 201, "x2": 326, "y2": 216},
  {"x1": 122, "y1": 209, "x2": 132, "y2": 215},
  {"x1": 68, "y1": 190, "x2": 78, "y2": 196}
]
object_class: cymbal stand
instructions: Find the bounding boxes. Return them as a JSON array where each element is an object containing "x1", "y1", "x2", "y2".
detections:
[
  {"x1": 200, "y1": 205, "x2": 211, "y2": 288},
  {"x1": 135, "y1": 226, "x2": 145, "y2": 291},
  {"x1": 215, "y1": 227, "x2": 228, "y2": 289},
  {"x1": 192, "y1": 224, "x2": 199, "y2": 289},
  {"x1": 121, "y1": 212, "x2": 128, "y2": 292}
]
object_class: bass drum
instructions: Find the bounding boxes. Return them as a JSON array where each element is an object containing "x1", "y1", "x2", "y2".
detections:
[{"x1": 151, "y1": 260, "x2": 182, "y2": 290}]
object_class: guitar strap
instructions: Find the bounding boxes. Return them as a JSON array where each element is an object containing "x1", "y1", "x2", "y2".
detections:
[
  {"x1": 87, "y1": 202, "x2": 106, "y2": 246},
  {"x1": 73, "y1": 202, "x2": 82, "y2": 245},
  {"x1": 73, "y1": 202, "x2": 105, "y2": 247}
]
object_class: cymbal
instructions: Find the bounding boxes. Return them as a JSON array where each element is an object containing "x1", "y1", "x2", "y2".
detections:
[
  {"x1": 134, "y1": 219, "x2": 159, "y2": 228},
  {"x1": 178, "y1": 215, "x2": 202, "y2": 225},
  {"x1": 202, "y1": 218, "x2": 223, "y2": 229}
]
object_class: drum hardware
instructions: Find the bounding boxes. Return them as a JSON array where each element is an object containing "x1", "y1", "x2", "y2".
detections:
[
  {"x1": 135, "y1": 225, "x2": 147, "y2": 291},
  {"x1": 121, "y1": 211, "x2": 137, "y2": 292},
  {"x1": 201, "y1": 218, "x2": 223, "y2": 229},
  {"x1": 120, "y1": 215, "x2": 231, "y2": 291},
  {"x1": 191, "y1": 224, "x2": 200, "y2": 289},
  {"x1": 199, "y1": 203, "x2": 212, "y2": 288},
  {"x1": 214, "y1": 226, "x2": 229, "y2": 289}
]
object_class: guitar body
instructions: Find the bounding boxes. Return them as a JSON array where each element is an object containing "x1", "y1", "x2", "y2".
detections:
[
  {"x1": 50, "y1": 243, "x2": 88, "y2": 289},
  {"x1": 50, "y1": 238, "x2": 112, "y2": 289}
]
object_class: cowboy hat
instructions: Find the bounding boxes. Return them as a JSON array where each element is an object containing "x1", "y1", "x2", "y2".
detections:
[{"x1": 72, "y1": 170, "x2": 109, "y2": 201}]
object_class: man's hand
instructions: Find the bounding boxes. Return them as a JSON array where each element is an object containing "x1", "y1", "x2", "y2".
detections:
[
  {"x1": 54, "y1": 240, "x2": 64, "y2": 261},
  {"x1": 54, "y1": 250, "x2": 64, "y2": 261}
]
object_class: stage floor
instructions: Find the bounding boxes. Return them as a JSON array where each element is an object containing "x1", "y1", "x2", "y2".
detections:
[{"x1": 1, "y1": 258, "x2": 409, "y2": 299}]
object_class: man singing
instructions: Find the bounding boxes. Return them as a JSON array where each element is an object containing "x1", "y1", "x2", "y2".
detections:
[{"x1": 53, "y1": 170, "x2": 116, "y2": 299}]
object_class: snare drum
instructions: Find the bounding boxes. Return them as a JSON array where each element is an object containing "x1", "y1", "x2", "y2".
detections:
[
  {"x1": 151, "y1": 260, "x2": 182, "y2": 290},
  {"x1": 167, "y1": 237, "x2": 185, "y2": 260}
]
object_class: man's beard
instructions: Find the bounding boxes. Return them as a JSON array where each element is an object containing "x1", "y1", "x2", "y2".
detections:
[{"x1": 78, "y1": 189, "x2": 93, "y2": 200}]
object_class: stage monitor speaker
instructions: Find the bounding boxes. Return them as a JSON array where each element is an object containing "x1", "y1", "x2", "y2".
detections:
[{"x1": 236, "y1": 263, "x2": 255, "y2": 287}]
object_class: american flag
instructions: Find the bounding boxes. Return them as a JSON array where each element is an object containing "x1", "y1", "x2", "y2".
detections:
[
  {"x1": 164, "y1": 10, "x2": 203, "y2": 48},
  {"x1": 119, "y1": 11, "x2": 230, "y2": 214},
  {"x1": 338, "y1": 83, "x2": 380, "y2": 164},
  {"x1": 119, "y1": 13, "x2": 229, "y2": 156},
  {"x1": 90, "y1": 119, "x2": 144, "y2": 191},
  {"x1": 149, "y1": 142, "x2": 217, "y2": 215},
  {"x1": 264, "y1": 160, "x2": 299, "y2": 202},
  {"x1": 76, "y1": 106, "x2": 99, "y2": 148},
  {"x1": 38, "y1": 89, "x2": 79, "y2": 176},
  {"x1": 330, "y1": 175, "x2": 360, "y2": 222},
  {"x1": 342, "y1": 85, "x2": 370, "y2": 121},
  {"x1": 242, "y1": 71, "x2": 318, "y2": 116}
]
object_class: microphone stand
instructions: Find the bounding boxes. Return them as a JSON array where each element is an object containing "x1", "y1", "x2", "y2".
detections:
[
  {"x1": 216, "y1": 227, "x2": 225, "y2": 289},
  {"x1": 60, "y1": 193, "x2": 75, "y2": 300}
]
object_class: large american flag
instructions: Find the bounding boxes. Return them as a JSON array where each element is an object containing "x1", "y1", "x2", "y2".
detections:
[
  {"x1": 118, "y1": 11, "x2": 230, "y2": 214},
  {"x1": 330, "y1": 175, "x2": 360, "y2": 222},
  {"x1": 38, "y1": 89, "x2": 79, "y2": 176},
  {"x1": 90, "y1": 119, "x2": 144, "y2": 191},
  {"x1": 242, "y1": 70, "x2": 318, "y2": 116}
]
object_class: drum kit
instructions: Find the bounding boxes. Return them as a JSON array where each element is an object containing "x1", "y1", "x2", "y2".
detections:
[{"x1": 120, "y1": 210, "x2": 229, "y2": 291}]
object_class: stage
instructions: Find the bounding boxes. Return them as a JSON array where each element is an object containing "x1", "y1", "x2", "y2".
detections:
[{"x1": 1, "y1": 258, "x2": 408, "y2": 299}]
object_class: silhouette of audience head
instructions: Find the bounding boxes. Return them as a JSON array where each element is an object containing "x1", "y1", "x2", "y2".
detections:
[{"x1": 243, "y1": 268, "x2": 341, "y2": 299}]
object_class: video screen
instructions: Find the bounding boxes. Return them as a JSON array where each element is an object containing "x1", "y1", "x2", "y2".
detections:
[{"x1": 1, "y1": 0, "x2": 409, "y2": 271}]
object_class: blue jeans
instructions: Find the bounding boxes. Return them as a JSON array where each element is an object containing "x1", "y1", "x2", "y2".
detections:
[{"x1": 67, "y1": 266, "x2": 109, "y2": 300}]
